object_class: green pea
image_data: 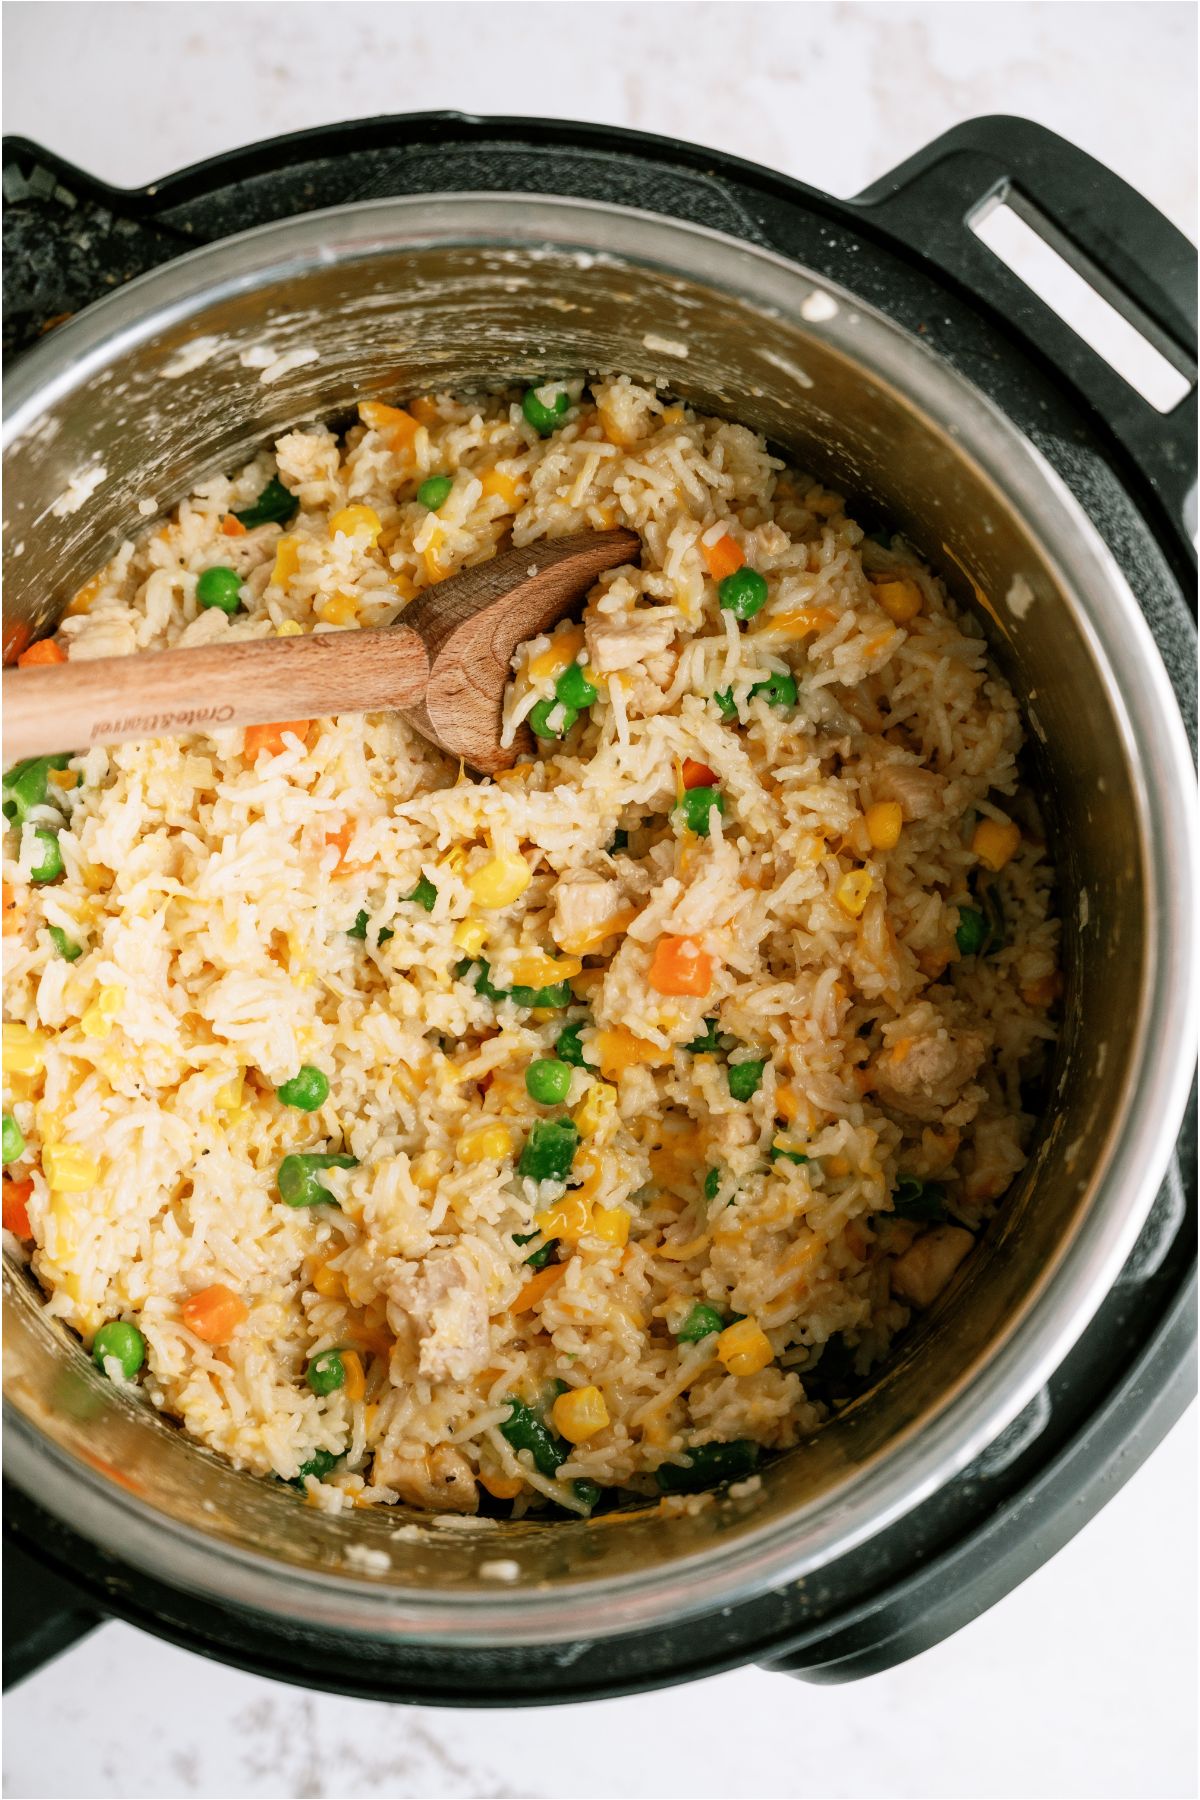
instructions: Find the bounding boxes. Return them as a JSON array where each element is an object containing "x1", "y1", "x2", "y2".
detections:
[
  {"x1": 526, "y1": 1058, "x2": 572, "y2": 1105},
  {"x1": 712, "y1": 688, "x2": 739, "y2": 720},
  {"x1": 2, "y1": 1113, "x2": 25, "y2": 1164},
  {"x1": 292, "y1": 1448, "x2": 341, "y2": 1485},
  {"x1": 522, "y1": 387, "x2": 570, "y2": 436},
  {"x1": 47, "y1": 924, "x2": 82, "y2": 961},
  {"x1": 892, "y1": 1176, "x2": 948, "y2": 1222},
  {"x1": 530, "y1": 698, "x2": 579, "y2": 739},
  {"x1": 2, "y1": 755, "x2": 71, "y2": 827},
  {"x1": 727, "y1": 1057, "x2": 766, "y2": 1102},
  {"x1": 233, "y1": 475, "x2": 298, "y2": 529},
  {"x1": 676, "y1": 1301, "x2": 724, "y2": 1342},
  {"x1": 513, "y1": 1230, "x2": 555, "y2": 1270},
  {"x1": 417, "y1": 474, "x2": 454, "y2": 511},
  {"x1": 195, "y1": 566, "x2": 243, "y2": 614},
  {"x1": 678, "y1": 786, "x2": 725, "y2": 837},
  {"x1": 703, "y1": 1166, "x2": 721, "y2": 1201},
  {"x1": 467, "y1": 960, "x2": 508, "y2": 1002},
  {"x1": 405, "y1": 876, "x2": 438, "y2": 912},
  {"x1": 555, "y1": 663, "x2": 598, "y2": 710},
  {"x1": 655, "y1": 1439, "x2": 760, "y2": 1494},
  {"x1": 277, "y1": 1152, "x2": 357, "y2": 1207},
  {"x1": 29, "y1": 828, "x2": 64, "y2": 884},
  {"x1": 718, "y1": 568, "x2": 768, "y2": 621},
  {"x1": 306, "y1": 1350, "x2": 346, "y2": 1395},
  {"x1": 750, "y1": 669, "x2": 797, "y2": 708},
  {"x1": 276, "y1": 1066, "x2": 330, "y2": 1111},
  {"x1": 518, "y1": 1118, "x2": 579, "y2": 1183},
  {"x1": 955, "y1": 907, "x2": 988, "y2": 955},
  {"x1": 348, "y1": 910, "x2": 393, "y2": 944},
  {"x1": 770, "y1": 1143, "x2": 810, "y2": 1165},
  {"x1": 686, "y1": 1018, "x2": 724, "y2": 1055},
  {"x1": 555, "y1": 1022, "x2": 593, "y2": 1068},
  {"x1": 500, "y1": 1396, "x2": 568, "y2": 1477},
  {"x1": 510, "y1": 979, "x2": 573, "y2": 1009},
  {"x1": 92, "y1": 1320, "x2": 146, "y2": 1381}
]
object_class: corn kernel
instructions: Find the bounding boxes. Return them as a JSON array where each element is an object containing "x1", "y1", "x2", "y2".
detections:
[
  {"x1": 328, "y1": 504, "x2": 382, "y2": 546},
  {"x1": 311, "y1": 1262, "x2": 343, "y2": 1298},
  {"x1": 467, "y1": 852, "x2": 531, "y2": 910},
  {"x1": 871, "y1": 576, "x2": 923, "y2": 623},
  {"x1": 454, "y1": 918, "x2": 488, "y2": 957},
  {"x1": 480, "y1": 468, "x2": 523, "y2": 509},
  {"x1": 972, "y1": 818, "x2": 1021, "y2": 872},
  {"x1": 865, "y1": 801, "x2": 903, "y2": 851},
  {"x1": 341, "y1": 1350, "x2": 366, "y2": 1403},
  {"x1": 825, "y1": 1153, "x2": 852, "y2": 1178},
  {"x1": 214, "y1": 1071, "x2": 245, "y2": 1113},
  {"x1": 528, "y1": 624, "x2": 586, "y2": 685},
  {"x1": 47, "y1": 767, "x2": 79, "y2": 791},
  {"x1": 775, "y1": 1084, "x2": 802, "y2": 1124},
  {"x1": 43, "y1": 1143, "x2": 99, "y2": 1192},
  {"x1": 574, "y1": 1080, "x2": 618, "y2": 1140},
  {"x1": 80, "y1": 986, "x2": 124, "y2": 1040},
  {"x1": 551, "y1": 1384, "x2": 610, "y2": 1444},
  {"x1": 835, "y1": 871, "x2": 873, "y2": 918},
  {"x1": 315, "y1": 591, "x2": 360, "y2": 626},
  {"x1": 510, "y1": 950, "x2": 582, "y2": 988},
  {"x1": 271, "y1": 535, "x2": 301, "y2": 589},
  {"x1": 716, "y1": 1316, "x2": 774, "y2": 1377},
  {"x1": 358, "y1": 401, "x2": 419, "y2": 454},
  {"x1": 460, "y1": 1123, "x2": 515, "y2": 1164},
  {"x1": 274, "y1": 619, "x2": 305, "y2": 638},
  {"x1": 589, "y1": 1204, "x2": 630, "y2": 1247},
  {"x1": 535, "y1": 1192, "x2": 593, "y2": 1243},
  {"x1": 3, "y1": 1022, "x2": 48, "y2": 1076},
  {"x1": 592, "y1": 1027, "x2": 673, "y2": 1080}
]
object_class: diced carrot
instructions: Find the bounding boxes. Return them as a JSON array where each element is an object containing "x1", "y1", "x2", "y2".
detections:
[
  {"x1": 512, "y1": 1263, "x2": 565, "y2": 1313},
  {"x1": 2, "y1": 883, "x2": 23, "y2": 937},
  {"x1": 702, "y1": 534, "x2": 744, "y2": 582},
  {"x1": 3, "y1": 1178, "x2": 33, "y2": 1239},
  {"x1": 220, "y1": 514, "x2": 248, "y2": 537},
  {"x1": 242, "y1": 720, "x2": 312, "y2": 762},
  {"x1": 17, "y1": 638, "x2": 67, "y2": 668},
  {"x1": 648, "y1": 935, "x2": 713, "y2": 997},
  {"x1": 324, "y1": 821, "x2": 356, "y2": 870},
  {"x1": 408, "y1": 395, "x2": 442, "y2": 427},
  {"x1": 181, "y1": 1284, "x2": 248, "y2": 1344},
  {"x1": 5, "y1": 622, "x2": 32, "y2": 663},
  {"x1": 681, "y1": 758, "x2": 717, "y2": 790}
]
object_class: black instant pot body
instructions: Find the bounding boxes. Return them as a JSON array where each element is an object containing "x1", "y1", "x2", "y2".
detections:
[{"x1": 2, "y1": 114, "x2": 1195, "y2": 1702}]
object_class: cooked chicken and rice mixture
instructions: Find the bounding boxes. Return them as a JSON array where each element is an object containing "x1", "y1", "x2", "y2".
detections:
[{"x1": 2, "y1": 377, "x2": 1060, "y2": 1516}]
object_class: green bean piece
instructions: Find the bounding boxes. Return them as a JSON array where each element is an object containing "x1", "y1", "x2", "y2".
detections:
[
  {"x1": 292, "y1": 1448, "x2": 341, "y2": 1485},
  {"x1": 678, "y1": 786, "x2": 725, "y2": 837},
  {"x1": 277, "y1": 1152, "x2": 358, "y2": 1207},
  {"x1": 405, "y1": 876, "x2": 438, "y2": 912},
  {"x1": 233, "y1": 476, "x2": 299, "y2": 529},
  {"x1": 513, "y1": 1230, "x2": 555, "y2": 1270},
  {"x1": 686, "y1": 1018, "x2": 723, "y2": 1054},
  {"x1": 655, "y1": 1439, "x2": 760, "y2": 1494},
  {"x1": 703, "y1": 1166, "x2": 722, "y2": 1201},
  {"x1": 518, "y1": 1119, "x2": 579, "y2": 1183},
  {"x1": 712, "y1": 688, "x2": 739, "y2": 719},
  {"x1": 29, "y1": 828, "x2": 64, "y2": 884},
  {"x1": 555, "y1": 1021, "x2": 593, "y2": 1068},
  {"x1": 47, "y1": 924, "x2": 83, "y2": 961},
  {"x1": 891, "y1": 1176, "x2": 948, "y2": 1222},
  {"x1": 529, "y1": 698, "x2": 579, "y2": 740},
  {"x1": 2, "y1": 1113, "x2": 25, "y2": 1164},
  {"x1": 2, "y1": 755, "x2": 71, "y2": 827},
  {"x1": 500, "y1": 1396, "x2": 568, "y2": 1478}
]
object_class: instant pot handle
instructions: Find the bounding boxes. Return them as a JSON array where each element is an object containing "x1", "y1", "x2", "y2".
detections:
[
  {"x1": 2, "y1": 1522, "x2": 104, "y2": 1687},
  {"x1": 851, "y1": 116, "x2": 1198, "y2": 542}
]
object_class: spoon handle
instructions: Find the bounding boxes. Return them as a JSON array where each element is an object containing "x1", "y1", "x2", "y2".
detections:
[{"x1": 2, "y1": 624, "x2": 430, "y2": 762}]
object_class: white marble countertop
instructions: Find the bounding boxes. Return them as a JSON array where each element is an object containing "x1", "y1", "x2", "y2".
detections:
[{"x1": 3, "y1": 5, "x2": 1195, "y2": 1797}]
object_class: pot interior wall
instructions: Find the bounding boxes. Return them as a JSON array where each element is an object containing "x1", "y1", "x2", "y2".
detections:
[{"x1": 2, "y1": 232, "x2": 1147, "y2": 1606}]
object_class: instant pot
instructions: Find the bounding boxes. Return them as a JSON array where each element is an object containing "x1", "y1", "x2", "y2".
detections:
[{"x1": 3, "y1": 114, "x2": 1196, "y2": 1701}]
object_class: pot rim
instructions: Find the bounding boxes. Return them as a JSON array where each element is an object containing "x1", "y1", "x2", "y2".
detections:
[{"x1": 4, "y1": 192, "x2": 1195, "y2": 1645}]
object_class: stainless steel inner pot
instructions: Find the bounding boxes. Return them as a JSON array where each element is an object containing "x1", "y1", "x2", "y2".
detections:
[{"x1": 3, "y1": 196, "x2": 1195, "y2": 1647}]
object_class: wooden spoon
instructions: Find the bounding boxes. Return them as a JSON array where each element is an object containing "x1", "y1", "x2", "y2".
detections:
[{"x1": 3, "y1": 528, "x2": 639, "y2": 773}]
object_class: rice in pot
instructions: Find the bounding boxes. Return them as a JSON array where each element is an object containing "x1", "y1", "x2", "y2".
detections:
[{"x1": 1, "y1": 378, "x2": 1060, "y2": 1515}]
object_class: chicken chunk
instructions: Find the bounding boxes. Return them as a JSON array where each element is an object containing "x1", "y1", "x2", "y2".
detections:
[
  {"x1": 386, "y1": 1239, "x2": 495, "y2": 1382},
  {"x1": 871, "y1": 1007, "x2": 986, "y2": 1122},
  {"x1": 890, "y1": 1225, "x2": 974, "y2": 1308},
  {"x1": 873, "y1": 763, "x2": 947, "y2": 821},
  {"x1": 374, "y1": 1442, "x2": 479, "y2": 1513},
  {"x1": 551, "y1": 874, "x2": 628, "y2": 954},
  {"x1": 585, "y1": 609, "x2": 677, "y2": 674}
]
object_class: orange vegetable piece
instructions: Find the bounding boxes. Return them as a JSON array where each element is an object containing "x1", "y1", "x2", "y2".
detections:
[
  {"x1": 702, "y1": 534, "x2": 744, "y2": 582},
  {"x1": 3, "y1": 1178, "x2": 34, "y2": 1239},
  {"x1": 512, "y1": 1263, "x2": 565, "y2": 1313},
  {"x1": 408, "y1": 395, "x2": 442, "y2": 427},
  {"x1": 181, "y1": 1284, "x2": 248, "y2": 1344},
  {"x1": 324, "y1": 821, "x2": 356, "y2": 870},
  {"x1": 681, "y1": 758, "x2": 717, "y2": 790},
  {"x1": 242, "y1": 720, "x2": 312, "y2": 762},
  {"x1": 2, "y1": 882, "x2": 23, "y2": 937},
  {"x1": 648, "y1": 935, "x2": 713, "y2": 997},
  {"x1": 479, "y1": 1469, "x2": 525, "y2": 1500},
  {"x1": 220, "y1": 514, "x2": 248, "y2": 537},
  {"x1": 17, "y1": 638, "x2": 67, "y2": 668}
]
